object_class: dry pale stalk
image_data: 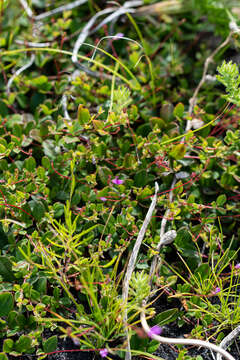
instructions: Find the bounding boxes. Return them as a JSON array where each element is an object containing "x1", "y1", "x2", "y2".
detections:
[
  {"x1": 141, "y1": 300, "x2": 236, "y2": 360},
  {"x1": 216, "y1": 325, "x2": 240, "y2": 360},
  {"x1": 122, "y1": 182, "x2": 159, "y2": 360}
]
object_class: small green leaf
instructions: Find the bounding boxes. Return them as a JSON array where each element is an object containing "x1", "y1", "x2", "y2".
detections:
[
  {"x1": 153, "y1": 308, "x2": 179, "y2": 326},
  {"x1": 0, "y1": 257, "x2": 15, "y2": 281},
  {"x1": 147, "y1": 340, "x2": 160, "y2": 353},
  {"x1": 15, "y1": 335, "x2": 32, "y2": 353},
  {"x1": 32, "y1": 200, "x2": 45, "y2": 221},
  {"x1": 216, "y1": 194, "x2": 227, "y2": 206},
  {"x1": 134, "y1": 170, "x2": 155, "y2": 187},
  {"x1": 24, "y1": 156, "x2": 36, "y2": 172},
  {"x1": 173, "y1": 103, "x2": 184, "y2": 118},
  {"x1": 42, "y1": 336, "x2": 57, "y2": 353},
  {"x1": 77, "y1": 105, "x2": 90, "y2": 125},
  {"x1": 169, "y1": 144, "x2": 186, "y2": 160},
  {"x1": 0, "y1": 293, "x2": 14, "y2": 317},
  {"x1": 3, "y1": 339, "x2": 14, "y2": 352},
  {"x1": 42, "y1": 156, "x2": 51, "y2": 169},
  {"x1": 0, "y1": 353, "x2": 8, "y2": 360},
  {"x1": 97, "y1": 166, "x2": 113, "y2": 186}
]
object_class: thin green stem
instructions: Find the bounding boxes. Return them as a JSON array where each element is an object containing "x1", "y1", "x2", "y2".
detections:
[{"x1": 1, "y1": 46, "x2": 140, "y2": 90}]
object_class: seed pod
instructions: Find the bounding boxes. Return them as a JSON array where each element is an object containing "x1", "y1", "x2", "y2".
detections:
[{"x1": 160, "y1": 230, "x2": 177, "y2": 246}]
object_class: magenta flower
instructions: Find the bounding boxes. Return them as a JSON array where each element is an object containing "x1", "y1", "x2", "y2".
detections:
[
  {"x1": 99, "y1": 348, "x2": 108, "y2": 358},
  {"x1": 100, "y1": 197, "x2": 107, "y2": 202},
  {"x1": 112, "y1": 176, "x2": 124, "y2": 185},
  {"x1": 213, "y1": 287, "x2": 221, "y2": 295},
  {"x1": 147, "y1": 325, "x2": 163, "y2": 338},
  {"x1": 235, "y1": 263, "x2": 240, "y2": 269}
]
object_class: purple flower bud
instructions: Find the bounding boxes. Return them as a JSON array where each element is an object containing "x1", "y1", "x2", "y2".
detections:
[
  {"x1": 100, "y1": 349, "x2": 108, "y2": 358},
  {"x1": 147, "y1": 325, "x2": 163, "y2": 338},
  {"x1": 112, "y1": 176, "x2": 124, "y2": 185},
  {"x1": 235, "y1": 263, "x2": 240, "y2": 269},
  {"x1": 72, "y1": 338, "x2": 80, "y2": 346},
  {"x1": 113, "y1": 33, "x2": 124, "y2": 40},
  {"x1": 213, "y1": 287, "x2": 221, "y2": 295},
  {"x1": 100, "y1": 197, "x2": 107, "y2": 201}
]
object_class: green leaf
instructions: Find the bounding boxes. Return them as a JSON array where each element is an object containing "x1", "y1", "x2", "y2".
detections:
[
  {"x1": 77, "y1": 105, "x2": 90, "y2": 125},
  {"x1": 42, "y1": 336, "x2": 57, "y2": 353},
  {"x1": 193, "y1": 263, "x2": 211, "y2": 283},
  {"x1": 169, "y1": 144, "x2": 186, "y2": 160},
  {"x1": 147, "y1": 340, "x2": 160, "y2": 353},
  {"x1": 3, "y1": 339, "x2": 14, "y2": 352},
  {"x1": 0, "y1": 293, "x2": 14, "y2": 317},
  {"x1": 97, "y1": 166, "x2": 113, "y2": 186},
  {"x1": 0, "y1": 256, "x2": 15, "y2": 281},
  {"x1": 153, "y1": 308, "x2": 179, "y2": 326},
  {"x1": 53, "y1": 202, "x2": 65, "y2": 218},
  {"x1": 134, "y1": 170, "x2": 155, "y2": 187},
  {"x1": 173, "y1": 103, "x2": 184, "y2": 118},
  {"x1": 15, "y1": 335, "x2": 32, "y2": 353},
  {"x1": 216, "y1": 60, "x2": 240, "y2": 106},
  {"x1": 31, "y1": 200, "x2": 45, "y2": 221},
  {"x1": 0, "y1": 223, "x2": 8, "y2": 249},
  {"x1": 0, "y1": 353, "x2": 8, "y2": 360},
  {"x1": 41, "y1": 156, "x2": 50, "y2": 169},
  {"x1": 174, "y1": 228, "x2": 199, "y2": 269},
  {"x1": 216, "y1": 194, "x2": 227, "y2": 206},
  {"x1": 24, "y1": 156, "x2": 36, "y2": 172},
  {"x1": 35, "y1": 277, "x2": 47, "y2": 295}
]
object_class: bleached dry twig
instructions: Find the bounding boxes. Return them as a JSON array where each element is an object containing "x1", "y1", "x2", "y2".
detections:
[
  {"x1": 71, "y1": 7, "x2": 116, "y2": 78},
  {"x1": 122, "y1": 182, "x2": 159, "y2": 360},
  {"x1": 19, "y1": 0, "x2": 88, "y2": 20},
  {"x1": 148, "y1": 176, "x2": 177, "y2": 287},
  {"x1": 7, "y1": 53, "x2": 35, "y2": 94},
  {"x1": 185, "y1": 31, "x2": 233, "y2": 133},
  {"x1": 19, "y1": 0, "x2": 33, "y2": 18},
  {"x1": 216, "y1": 325, "x2": 240, "y2": 360},
  {"x1": 61, "y1": 95, "x2": 71, "y2": 121},
  {"x1": 71, "y1": 3, "x2": 138, "y2": 79},
  {"x1": 141, "y1": 300, "x2": 236, "y2": 360},
  {"x1": 15, "y1": 40, "x2": 51, "y2": 47}
]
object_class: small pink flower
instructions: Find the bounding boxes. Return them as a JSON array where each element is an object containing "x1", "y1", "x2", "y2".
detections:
[
  {"x1": 235, "y1": 263, "x2": 240, "y2": 269},
  {"x1": 100, "y1": 348, "x2": 108, "y2": 358},
  {"x1": 112, "y1": 176, "x2": 124, "y2": 185},
  {"x1": 100, "y1": 197, "x2": 107, "y2": 201},
  {"x1": 213, "y1": 287, "x2": 221, "y2": 295},
  {"x1": 147, "y1": 325, "x2": 163, "y2": 338}
]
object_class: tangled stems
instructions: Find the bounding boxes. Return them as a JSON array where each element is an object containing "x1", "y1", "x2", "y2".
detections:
[{"x1": 1, "y1": 47, "x2": 140, "y2": 90}]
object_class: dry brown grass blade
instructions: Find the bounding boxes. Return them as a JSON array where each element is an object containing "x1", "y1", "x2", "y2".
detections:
[{"x1": 134, "y1": 0, "x2": 186, "y2": 16}]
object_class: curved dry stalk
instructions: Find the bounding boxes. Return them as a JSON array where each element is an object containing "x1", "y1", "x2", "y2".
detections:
[
  {"x1": 176, "y1": 30, "x2": 234, "y2": 145},
  {"x1": 15, "y1": 40, "x2": 51, "y2": 47},
  {"x1": 61, "y1": 95, "x2": 71, "y2": 121},
  {"x1": 123, "y1": 182, "x2": 159, "y2": 360},
  {"x1": 148, "y1": 176, "x2": 177, "y2": 287},
  {"x1": 188, "y1": 32, "x2": 233, "y2": 116},
  {"x1": 216, "y1": 325, "x2": 240, "y2": 360},
  {"x1": 141, "y1": 300, "x2": 235, "y2": 360},
  {"x1": 182, "y1": 31, "x2": 234, "y2": 136},
  {"x1": 71, "y1": 3, "x2": 137, "y2": 79},
  {"x1": 71, "y1": 7, "x2": 116, "y2": 78},
  {"x1": 7, "y1": 53, "x2": 35, "y2": 94},
  {"x1": 19, "y1": 0, "x2": 88, "y2": 20}
]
